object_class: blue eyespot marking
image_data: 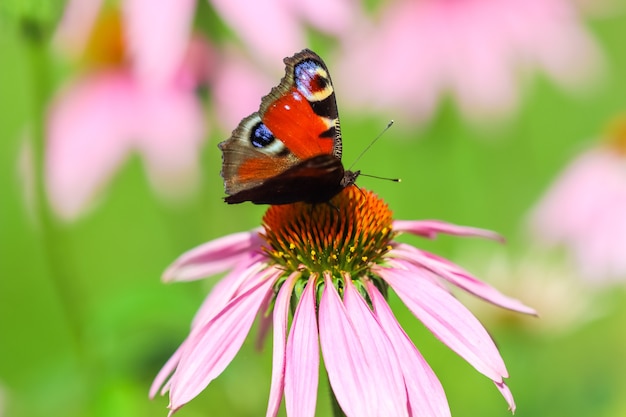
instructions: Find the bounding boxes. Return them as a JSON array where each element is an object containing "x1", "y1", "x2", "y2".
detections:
[
  {"x1": 294, "y1": 60, "x2": 327, "y2": 96},
  {"x1": 251, "y1": 122, "x2": 274, "y2": 148}
]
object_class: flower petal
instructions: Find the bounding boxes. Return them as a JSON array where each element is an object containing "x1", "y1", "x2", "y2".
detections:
[
  {"x1": 167, "y1": 272, "x2": 277, "y2": 412},
  {"x1": 266, "y1": 272, "x2": 300, "y2": 417},
  {"x1": 212, "y1": 48, "x2": 274, "y2": 130},
  {"x1": 151, "y1": 257, "x2": 276, "y2": 400},
  {"x1": 210, "y1": 0, "x2": 305, "y2": 63},
  {"x1": 390, "y1": 244, "x2": 536, "y2": 315},
  {"x1": 162, "y1": 228, "x2": 263, "y2": 282},
  {"x1": 188, "y1": 253, "x2": 269, "y2": 328},
  {"x1": 123, "y1": 0, "x2": 196, "y2": 86},
  {"x1": 374, "y1": 265, "x2": 509, "y2": 383},
  {"x1": 132, "y1": 84, "x2": 206, "y2": 201},
  {"x1": 287, "y1": 0, "x2": 357, "y2": 35},
  {"x1": 255, "y1": 291, "x2": 274, "y2": 351},
  {"x1": 342, "y1": 278, "x2": 408, "y2": 417},
  {"x1": 285, "y1": 277, "x2": 320, "y2": 417},
  {"x1": 495, "y1": 381, "x2": 516, "y2": 413},
  {"x1": 46, "y1": 72, "x2": 135, "y2": 220},
  {"x1": 367, "y1": 281, "x2": 451, "y2": 417},
  {"x1": 150, "y1": 343, "x2": 183, "y2": 398},
  {"x1": 394, "y1": 219, "x2": 504, "y2": 242},
  {"x1": 318, "y1": 274, "x2": 380, "y2": 416},
  {"x1": 53, "y1": 0, "x2": 102, "y2": 56}
]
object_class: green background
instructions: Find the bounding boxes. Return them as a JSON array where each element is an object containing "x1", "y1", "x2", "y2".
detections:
[{"x1": 1, "y1": 5, "x2": 626, "y2": 417}]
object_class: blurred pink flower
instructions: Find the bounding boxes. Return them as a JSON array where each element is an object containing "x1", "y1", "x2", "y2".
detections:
[
  {"x1": 529, "y1": 126, "x2": 626, "y2": 282},
  {"x1": 209, "y1": 0, "x2": 361, "y2": 64},
  {"x1": 336, "y1": 0, "x2": 604, "y2": 125},
  {"x1": 211, "y1": 48, "x2": 276, "y2": 131},
  {"x1": 47, "y1": 0, "x2": 212, "y2": 220},
  {"x1": 457, "y1": 247, "x2": 603, "y2": 333},
  {"x1": 151, "y1": 188, "x2": 534, "y2": 416}
]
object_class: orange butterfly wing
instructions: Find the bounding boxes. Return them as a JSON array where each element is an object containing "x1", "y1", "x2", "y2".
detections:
[{"x1": 219, "y1": 49, "x2": 357, "y2": 205}]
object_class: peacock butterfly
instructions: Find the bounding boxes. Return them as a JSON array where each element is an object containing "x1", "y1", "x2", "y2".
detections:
[{"x1": 219, "y1": 49, "x2": 359, "y2": 205}]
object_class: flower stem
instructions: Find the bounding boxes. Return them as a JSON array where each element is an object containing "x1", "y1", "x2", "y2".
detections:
[{"x1": 22, "y1": 17, "x2": 86, "y2": 358}]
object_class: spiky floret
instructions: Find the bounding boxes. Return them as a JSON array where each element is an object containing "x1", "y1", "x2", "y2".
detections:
[{"x1": 261, "y1": 187, "x2": 395, "y2": 283}]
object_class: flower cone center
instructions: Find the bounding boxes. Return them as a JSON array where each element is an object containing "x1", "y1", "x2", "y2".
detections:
[
  {"x1": 82, "y1": 8, "x2": 126, "y2": 68},
  {"x1": 261, "y1": 186, "x2": 395, "y2": 277},
  {"x1": 605, "y1": 113, "x2": 626, "y2": 156}
]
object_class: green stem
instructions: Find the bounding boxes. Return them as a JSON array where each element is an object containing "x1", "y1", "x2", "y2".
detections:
[{"x1": 22, "y1": 18, "x2": 86, "y2": 358}]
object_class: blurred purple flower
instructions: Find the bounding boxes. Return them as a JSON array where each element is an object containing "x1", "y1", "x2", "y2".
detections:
[
  {"x1": 336, "y1": 0, "x2": 604, "y2": 126},
  {"x1": 211, "y1": 47, "x2": 276, "y2": 132},
  {"x1": 529, "y1": 121, "x2": 626, "y2": 282},
  {"x1": 209, "y1": 0, "x2": 361, "y2": 64},
  {"x1": 151, "y1": 188, "x2": 534, "y2": 416},
  {"x1": 47, "y1": 0, "x2": 212, "y2": 220}
]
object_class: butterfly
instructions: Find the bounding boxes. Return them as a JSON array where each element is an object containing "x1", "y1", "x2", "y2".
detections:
[{"x1": 219, "y1": 49, "x2": 359, "y2": 205}]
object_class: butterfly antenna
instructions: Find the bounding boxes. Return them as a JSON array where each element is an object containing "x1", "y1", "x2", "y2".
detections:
[
  {"x1": 360, "y1": 173, "x2": 401, "y2": 182},
  {"x1": 347, "y1": 120, "x2": 394, "y2": 171}
]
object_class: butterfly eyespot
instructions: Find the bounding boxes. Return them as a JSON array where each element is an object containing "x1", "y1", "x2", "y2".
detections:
[
  {"x1": 220, "y1": 49, "x2": 352, "y2": 205},
  {"x1": 294, "y1": 60, "x2": 332, "y2": 102},
  {"x1": 251, "y1": 122, "x2": 275, "y2": 148}
]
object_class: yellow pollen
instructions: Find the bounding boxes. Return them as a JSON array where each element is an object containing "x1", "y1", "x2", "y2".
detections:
[
  {"x1": 261, "y1": 187, "x2": 395, "y2": 276},
  {"x1": 81, "y1": 8, "x2": 126, "y2": 68},
  {"x1": 605, "y1": 113, "x2": 626, "y2": 156}
]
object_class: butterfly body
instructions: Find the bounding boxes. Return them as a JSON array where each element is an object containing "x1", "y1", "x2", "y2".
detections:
[{"x1": 219, "y1": 49, "x2": 359, "y2": 205}]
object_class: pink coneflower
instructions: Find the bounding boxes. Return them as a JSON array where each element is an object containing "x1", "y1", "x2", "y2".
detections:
[
  {"x1": 211, "y1": 48, "x2": 276, "y2": 132},
  {"x1": 46, "y1": 0, "x2": 211, "y2": 220},
  {"x1": 337, "y1": 0, "x2": 603, "y2": 126},
  {"x1": 529, "y1": 117, "x2": 626, "y2": 283},
  {"x1": 151, "y1": 187, "x2": 535, "y2": 416},
  {"x1": 209, "y1": 0, "x2": 359, "y2": 64}
]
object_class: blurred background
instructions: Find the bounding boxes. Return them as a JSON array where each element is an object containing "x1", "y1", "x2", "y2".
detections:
[{"x1": 1, "y1": 0, "x2": 626, "y2": 416}]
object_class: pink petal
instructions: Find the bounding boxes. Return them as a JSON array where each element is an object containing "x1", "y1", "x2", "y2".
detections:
[
  {"x1": 367, "y1": 281, "x2": 451, "y2": 417},
  {"x1": 189, "y1": 254, "x2": 273, "y2": 327},
  {"x1": 210, "y1": 0, "x2": 305, "y2": 63},
  {"x1": 151, "y1": 259, "x2": 278, "y2": 399},
  {"x1": 337, "y1": 0, "x2": 602, "y2": 126},
  {"x1": 495, "y1": 381, "x2": 516, "y2": 413},
  {"x1": 168, "y1": 273, "x2": 277, "y2": 412},
  {"x1": 53, "y1": 0, "x2": 103, "y2": 56},
  {"x1": 287, "y1": 0, "x2": 357, "y2": 35},
  {"x1": 318, "y1": 274, "x2": 380, "y2": 416},
  {"x1": 46, "y1": 72, "x2": 135, "y2": 220},
  {"x1": 374, "y1": 266, "x2": 509, "y2": 383},
  {"x1": 131, "y1": 84, "x2": 206, "y2": 200},
  {"x1": 529, "y1": 148, "x2": 625, "y2": 252},
  {"x1": 212, "y1": 49, "x2": 274, "y2": 131},
  {"x1": 150, "y1": 343, "x2": 183, "y2": 398},
  {"x1": 162, "y1": 228, "x2": 263, "y2": 282},
  {"x1": 393, "y1": 220, "x2": 504, "y2": 242},
  {"x1": 255, "y1": 291, "x2": 274, "y2": 351},
  {"x1": 342, "y1": 278, "x2": 408, "y2": 417},
  {"x1": 285, "y1": 277, "x2": 320, "y2": 417},
  {"x1": 389, "y1": 244, "x2": 537, "y2": 315},
  {"x1": 266, "y1": 272, "x2": 300, "y2": 417},
  {"x1": 123, "y1": 0, "x2": 196, "y2": 87}
]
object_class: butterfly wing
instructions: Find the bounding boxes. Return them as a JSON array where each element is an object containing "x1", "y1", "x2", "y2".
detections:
[
  {"x1": 224, "y1": 154, "x2": 346, "y2": 205},
  {"x1": 219, "y1": 49, "x2": 344, "y2": 203}
]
